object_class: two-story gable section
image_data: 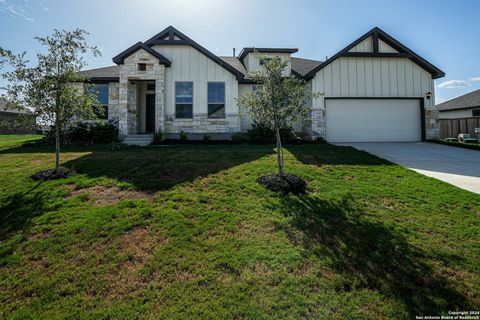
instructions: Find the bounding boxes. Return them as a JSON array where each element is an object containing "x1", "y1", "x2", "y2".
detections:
[{"x1": 80, "y1": 26, "x2": 444, "y2": 144}]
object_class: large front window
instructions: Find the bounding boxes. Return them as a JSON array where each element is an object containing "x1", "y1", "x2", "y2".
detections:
[
  {"x1": 175, "y1": 82, "x2": 193, "y2": 119},
  {"x1": 88, "y1": 83, "x2": 109, "y2": 120},
  {"x1": 207, "y1": 82, "x2": 225, "y2": 119}
]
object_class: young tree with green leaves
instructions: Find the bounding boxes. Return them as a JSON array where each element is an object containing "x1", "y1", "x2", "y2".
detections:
[
  {"x1": 0, "y1": 29, "x2": 101, "y2": 173},
  {"x1": 238, "y1": 55, "x2": 316, "y2": 176}
]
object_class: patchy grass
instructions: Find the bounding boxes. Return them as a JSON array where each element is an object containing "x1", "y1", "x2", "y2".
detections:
[{"x1": 0, "y1": 136, "x2": 479, "y2": 319}]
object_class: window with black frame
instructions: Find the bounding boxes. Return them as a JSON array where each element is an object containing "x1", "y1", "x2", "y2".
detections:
[
  {"x1": 207, "y1": 82, "x2": 225, "y2": 119},
  {"x1": 175, "y1": 82, "x2": 193, "y2": 118},
  {"x1": 87, "y1": 84, "x2": 109, "y2": 120}
]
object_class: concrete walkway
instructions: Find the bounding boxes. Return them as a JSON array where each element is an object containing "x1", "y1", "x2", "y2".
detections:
[{"x1": 337, "y1": 142, "x2": 480, "y2": 194}]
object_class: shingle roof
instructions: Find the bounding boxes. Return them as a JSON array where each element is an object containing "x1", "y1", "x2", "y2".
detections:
[
  {"x1": 0, "y1": 98, "x2": 28, "y2": 114},
  {"x1": 437, "y1": 89, "x2": 480, "y2": 112},
  {"x1": 291, "y1": 57, "x2": 323, "y2": 77},
  {"x1": 218, "y1": 57, "x2": 248, "y2": 76},
  {"x1": 80, "y1": 66, "x2": 120, "y2": 81}
]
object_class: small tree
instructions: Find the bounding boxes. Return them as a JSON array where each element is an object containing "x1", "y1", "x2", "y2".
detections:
[
  {"x1": 0, "y1": 29, "x2": 101, "y2": 173},
  {"x1": 238, "y1": 56, "x2": 315, "y2": 176}
]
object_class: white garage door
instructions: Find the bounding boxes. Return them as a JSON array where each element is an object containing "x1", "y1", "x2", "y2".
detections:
[{"x1": 326, "y1": 99, "x2": 422, "y2": 142}]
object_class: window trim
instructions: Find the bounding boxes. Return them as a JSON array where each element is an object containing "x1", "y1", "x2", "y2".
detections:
[
  {"x1": 175, "y1": 81, "x2": 194, "y2": 119},
  {"x1": 207, "y1": 81, "x2": 226, "y2": 119}
]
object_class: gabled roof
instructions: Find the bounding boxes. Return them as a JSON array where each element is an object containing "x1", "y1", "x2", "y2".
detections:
[
  {"x1": 144, "y1": 26, "x2": 244, "y2": 79},
  {"x1": 304, "y1": 27, "x2": 445, "y2": 80},
  {"x1": 437, "y1": 89, "x2": 480, "y2": 112},
  {"x1": 112, "y1": 42, "x2": 171, "y2": 66},
  {"x1": 237, "y1": 48, "x2": 298, "y2": 62}
]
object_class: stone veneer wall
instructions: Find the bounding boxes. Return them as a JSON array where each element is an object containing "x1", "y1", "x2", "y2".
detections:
[
  {"x1": 424, "y1": 99, "x2": 439, "y2": 140},
  {"x1": 118, "y1": 49, "x2": 166, "y2": 138},
  {"x1": 164, "y1": 114, "x2": 240, "y2": 135}
]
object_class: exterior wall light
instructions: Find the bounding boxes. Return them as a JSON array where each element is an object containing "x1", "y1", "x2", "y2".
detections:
[{"x1": 426, "y1": 91, "x2": 432, "y2": 99}]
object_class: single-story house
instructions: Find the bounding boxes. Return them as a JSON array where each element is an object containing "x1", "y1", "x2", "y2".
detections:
[
  {"x1": 437, "y1": 89, "x2": 480, "y2": 138},
  {"x1": 0, "y1": 99, "x2": 36, "y2": 134},
  {"x1": 438, "y1": 89, "x2": 480, "y2": 119},
  {"x1": 80, "y1": 26, "x2": 444, "y2": 144}
]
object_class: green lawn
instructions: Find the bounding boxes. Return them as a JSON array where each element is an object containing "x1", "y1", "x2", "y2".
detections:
[
  {"x1": 0, "y1": 136, "x2": 479, "y2": 319},
  {"x1": 0, "y1": 134, "x2": 43, "y2": 150}
]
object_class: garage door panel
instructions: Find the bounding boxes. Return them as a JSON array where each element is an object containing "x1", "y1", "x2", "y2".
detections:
[{"x1": 326, "y1": 99, "x2": 421, "y2": 142}]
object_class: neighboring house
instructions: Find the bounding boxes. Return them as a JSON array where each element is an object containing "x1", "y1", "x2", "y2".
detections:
[
  {"x1": 437, "y1": 89, "x2": 480, "y2": 138},
  {"x1": 0, "y1": 99, "x2": 36, "y2": 134},
  {"x1": 80, "y1": 26, "x2": 444, "y2": 143}
]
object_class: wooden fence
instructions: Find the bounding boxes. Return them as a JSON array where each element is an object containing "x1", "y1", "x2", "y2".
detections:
[{"x1": 439, "y1": 117, "x2": 480, "y2": 138}]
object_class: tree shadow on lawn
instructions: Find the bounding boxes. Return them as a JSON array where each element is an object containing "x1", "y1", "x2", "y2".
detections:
[
  {"x1": 287, "y1": 144, "x2": 393, "y2": 166},
  {"x1": 0, "y1": 182, "x2": 46, "y2": 240},
  {"x1": 274, "y1": 195, "x2": 471, "y2": 316}
]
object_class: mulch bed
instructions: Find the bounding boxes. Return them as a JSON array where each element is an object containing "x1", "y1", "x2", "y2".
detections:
[
  {"x1": 31, "y1": 167, "x2": 73, "y2": 181},
  {"x1": 257, "y1": 173, "x2": 307, "y2": 195}
]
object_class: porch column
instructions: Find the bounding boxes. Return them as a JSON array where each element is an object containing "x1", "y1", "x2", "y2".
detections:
[
  {"x1": 155, "y1": 65, "x2": 166, "y2": 134},
  {"x1": 118, "y1": 76, "x2": 129, "y2": 138}
]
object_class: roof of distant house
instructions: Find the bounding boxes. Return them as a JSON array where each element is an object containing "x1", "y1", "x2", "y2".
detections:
[{"x1": 437, "y1": 89, "x2": 480, "y2": 111}]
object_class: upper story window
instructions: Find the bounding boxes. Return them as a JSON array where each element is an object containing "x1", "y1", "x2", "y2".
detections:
[
  {"x1": 87, "y1": 83, "x2": 109, "y2": 120},
  {"x1": 207, "y1": 82, "x2": 225, "y2": 119},
  {"x1": 473, "y1": 108, "x2": 480, "y2": 117},
  {"x1": 175, "y1": 82, "x2": 193, "y2": 119},
  {"x1": 259, "y1": 57, "x2": 272, "y2": 66},
  {"x1": 138, "y1": 63, "x2": 147, "y2": 71}
]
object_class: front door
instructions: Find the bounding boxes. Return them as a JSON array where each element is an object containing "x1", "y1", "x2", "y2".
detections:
[{"x1": 146, "y1": 94, "x2": 155, "y2": 133}]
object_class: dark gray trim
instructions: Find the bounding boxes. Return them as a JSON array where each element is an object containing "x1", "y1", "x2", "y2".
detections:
[
  {"x1": 324, "y1": 97, "x2": 426, "y2": 142},
  {"x1": 304, "y1": 27, "x2": 445, "y2": 80},
  {"x1": 112, "y1": 42, "x2": 171, "y2": 66},
  {"x1": 144, "y1": 26, "x2": 244, "y2": 80},
  {"x1": 237, "y1": 48, "x2": 298, "y2": 61},
  {"x1": 87, "y1": 77, "x2": 119, "y2": 83}
]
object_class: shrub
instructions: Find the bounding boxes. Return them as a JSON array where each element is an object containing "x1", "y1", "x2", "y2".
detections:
[
  {"x1": 203, "y1": 133, "x2": 211, "y2": 142},
  {"x1": 230, "y1": 132, "x2": 243, "y2": 142},
  {"x1": 247, "y1": 121, "x2": 295, "y2": 143},
  {"x1": 180, "y1": 130, "x2": 188, "y2": 141},
  {"x1": 151, "y1": 130, "x2": 163, "y2": 145},
  {"x1": 46, "y1": 121, "x2": 119, "y2": 146}
]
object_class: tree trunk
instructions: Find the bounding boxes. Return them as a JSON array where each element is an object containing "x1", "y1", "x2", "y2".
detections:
[
  {"x1": 275, "y1": 126, "x2": 284, "y2": 176},
  {"x1": 55, "y1": 119, "x2": 60, "y2": 173}
]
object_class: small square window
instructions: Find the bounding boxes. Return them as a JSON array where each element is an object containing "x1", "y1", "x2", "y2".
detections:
[{"x1": 138, "y1": 63, "x2": 146, "y2": 71}]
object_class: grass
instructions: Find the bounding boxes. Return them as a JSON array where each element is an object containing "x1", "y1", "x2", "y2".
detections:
[
  {"x1": 0, "y1": 136, "x2": 479, "y2": 319},
  {"x1": 0, "y1": 134, "x2": 43, "y2": 150}
]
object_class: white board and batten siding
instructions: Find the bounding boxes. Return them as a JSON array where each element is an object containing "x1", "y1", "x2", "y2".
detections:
[
  {"x1": 152, "y1": 45, "x2": 239, "y2": 117},
  {"x1": 312, "y1": 57, "x2": 434, "y2": 103}
]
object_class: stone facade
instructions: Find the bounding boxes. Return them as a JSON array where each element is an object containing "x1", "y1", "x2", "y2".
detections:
[
  {"x1": 164, "y1": 114, "x2": 240, "y2": 135},
  {"x1": 424, "y1": 102, "x2": 439, "y2": 140},
  {"x1": 118, "y1": 49, "x2": 166, "y2": 138}
]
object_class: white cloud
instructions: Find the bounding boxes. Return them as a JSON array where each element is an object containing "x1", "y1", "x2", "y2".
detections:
[
  {"x1": 6, "y1": 5, "x2": 34, "y2": 22},
  {"x1": 437, "y1": 80, "x2": 470, "y2": 89},
  {"x1": 437, "y1": 75, "x2": 480, "y2": 89}
]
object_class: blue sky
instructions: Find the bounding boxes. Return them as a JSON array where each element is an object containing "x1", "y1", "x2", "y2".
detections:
[{"x1": 1, "y1": 0, "x2": 479, "y2": 104}]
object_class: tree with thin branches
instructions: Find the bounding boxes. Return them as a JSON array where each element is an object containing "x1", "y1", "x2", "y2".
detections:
[
  {"x1": 1, "y1": 29, "x2": 101, "y2": 173},
  {"x1": 238, "y1": 55, "x2": 317, "y2": 176}
]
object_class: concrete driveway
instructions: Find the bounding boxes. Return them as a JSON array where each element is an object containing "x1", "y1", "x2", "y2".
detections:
[{"x1": 337, "y1": 142, "x2": 480, "y2": 194}]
